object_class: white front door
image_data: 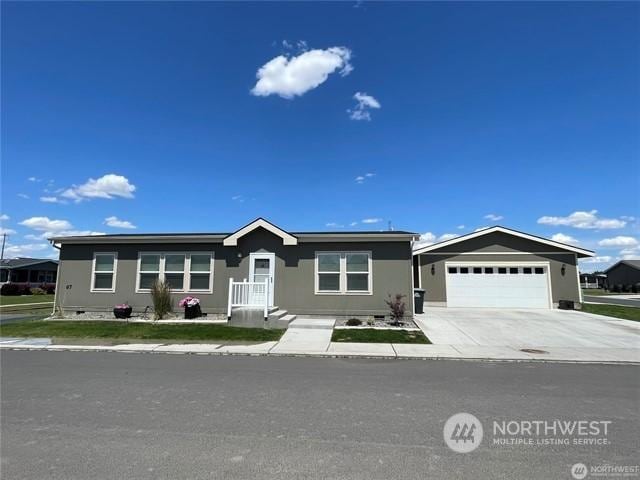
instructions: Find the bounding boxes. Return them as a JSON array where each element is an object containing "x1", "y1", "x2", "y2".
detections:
[
  {"x1": 445, "y1": 263, "x2": 551, "y2": 309},
  {"x1": 249, "y1": 253, "x2": 275, "y2": 307}
]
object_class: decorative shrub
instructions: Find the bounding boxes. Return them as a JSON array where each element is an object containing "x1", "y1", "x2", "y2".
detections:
[
  {"x1": 385, "y1": 293, "x2": 407, "y2": 325},
  {"x1": 31, "y1": 287, "x2": 46, "y2": 295},
  {"x1": 621, "y1": 284, "x2": 630, "y2": 293},
  {"x1": 612, "y1": 284, "x2": 621, "y2": 293},
  {"x1": 346, "y1": 318, "x2": 362, "y2": 326},
  {"x1": 150, "y1": 280, "x2": 173, "y2": 320},
  {"x1": 1, "y1": 283, "x2": 22, "y2": 296},
  {"x1": 633, "y1": 283, "x2": 640, "y2": 294}
]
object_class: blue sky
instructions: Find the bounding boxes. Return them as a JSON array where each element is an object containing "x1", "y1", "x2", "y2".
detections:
[{"x1": 1, "y1": 1, "x2": 638, "y2": 270}]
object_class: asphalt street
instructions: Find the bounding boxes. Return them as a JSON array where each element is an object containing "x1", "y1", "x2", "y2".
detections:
[
  {"x1": 1, "y1": 351, "x2": 638, "y2": 480},
  {"x1": 584, "y1": 296, "x2": 640, "y2": 308}
]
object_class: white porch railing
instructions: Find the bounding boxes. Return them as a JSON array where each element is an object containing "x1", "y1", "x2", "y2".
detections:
[{"x1": 227, "y1": 278, "x2": 270, "y2": 319}]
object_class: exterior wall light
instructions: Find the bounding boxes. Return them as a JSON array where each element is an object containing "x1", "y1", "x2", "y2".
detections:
[
  {"x1": 561, "y1": 264, "x2": 566, "y2": 276},
  {"x1": 431, "y1": 264, "x2": 435, "y2": 276}
]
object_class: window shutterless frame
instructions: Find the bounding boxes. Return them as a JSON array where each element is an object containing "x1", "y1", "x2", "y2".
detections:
[
  {"x1": 135, "y1": 252, "x2": 214, "y2": 293},
  {"x1": 314, "y1": 251, "x2": 372, "y2": 295},
  {"x1": 90, "y1": 252, "x2": 117, "y2": 293}
]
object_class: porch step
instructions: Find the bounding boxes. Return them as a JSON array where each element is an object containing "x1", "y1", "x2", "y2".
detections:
[
  {"x1": 268, "y1": 309, "x2": 289, "y2": 321},
  {"x1": 288, "y1": 318, "x2": 336, "y2": 330}
]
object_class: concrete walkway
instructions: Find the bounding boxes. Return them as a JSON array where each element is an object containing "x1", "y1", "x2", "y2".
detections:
[{"x1": 270, "y1": 318, "x2": 335, "y2": 355}]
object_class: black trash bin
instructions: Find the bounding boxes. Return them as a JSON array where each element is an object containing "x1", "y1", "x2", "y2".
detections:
[
  {"x1": 558, "y1": 300, "x2": 574, "y2": 310},
  {"x1": 414, "y1": 288, "x2": 426, "y2": 314}
]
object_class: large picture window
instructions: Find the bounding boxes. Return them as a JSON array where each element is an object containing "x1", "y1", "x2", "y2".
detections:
[
  {"x1": 315, "y1": 252, "x2": 371, "y2": 295},
  {"x1": 91, "y1": 253, "x2": 117, "y2": 292},
  {"x1": 137, "y1": 252, "x2": 214, "y2": 293}
]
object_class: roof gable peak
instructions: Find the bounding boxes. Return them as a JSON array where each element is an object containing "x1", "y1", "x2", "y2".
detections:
[{"x1": 223, "y1": 218, "x2": 298, "y2": 247}]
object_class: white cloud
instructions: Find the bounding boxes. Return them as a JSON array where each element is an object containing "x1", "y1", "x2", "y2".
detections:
[
  {"x1": 0, "y1": 227, "x2": 17, "y2": 235},
  {"x1": 325, "y1": 222, "x2": 344, "y2": 228},
  {"x1": 474, "y1": 226, "x2": 490, "y2": 232},
  {"x1": 620, "y1": 245, "x2": 640, "y2": 259},
  {"x1": 348, "y1": 92, "x2": 381, "y2": 121},
  {"x1": 251, "y1": 47, "x2": 353, "y2": 99},
  {"x1": 2, "y1": 242, "x2": 50, "y2": 258},
  {"x1": 17, "y1": 193, "x2": 29, "y2": 199},
  {"x1": 537, "y1": 210, "x2": 626, "y2": 229},
  {"x1": 20, "y1": 216, "x2": 72, "y2": 231},
  {"x1": 349, "y1": 221, "x2": 358, "y2": 227},
  {"x1": 361, "y1": 218, "x2": 382, "y2": 224},
  {"x1": 27, "y1": 176, "x2": 41, "y2": 182},
  {"x1": 551, "y1": 233, "x2": 580, "y2": 244},
  {"x1": 104, "y1": 216, "x2": 136, "y2": 229},
  {"x1": 598, "y1": 236, "x2": 638, "y2": 247},
  {"x1": 0, "y1": 214, "x2": 9, "y2": 221},
  {"x1": 61, "y1": 174, "x2": 136, "y2": 202},
  {"x1": 580, "y1": 256, "x2": 614, "y2": 265},
  {"x1": 457, "y1": 225, "x2": 465, "y2": 230},
  {"x1": 355, "y1": 172, "x2": 375, "y2": 184},
  {"x1": 415, "y1": 232, "x2": 459, "y2": 248},
  {"x1": 484, "y1": 213, "x2": 504, "y2": 222},
  {"x1": 25, "y1": 230, "x2": 105, "y2": 241},
  {"x1": 40, "y1": 196, "x2": 65, "y2": 204}
]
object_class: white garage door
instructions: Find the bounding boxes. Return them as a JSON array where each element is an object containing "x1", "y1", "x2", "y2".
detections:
[{"x1": 445, "y1": 264, "x2": 551, "y2": 309}]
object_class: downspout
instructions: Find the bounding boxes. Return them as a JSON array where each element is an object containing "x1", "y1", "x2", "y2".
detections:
[{"x1": 50, "y1": 240, "x2": 61, "y2": 317}]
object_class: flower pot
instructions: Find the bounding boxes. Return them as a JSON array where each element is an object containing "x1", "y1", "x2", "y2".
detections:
[
  {"x1": 184, "y1": 304, "x2": 202, "y2": 319},
  {"x1": 113, "y1": 306, "x2": 132, "y2": 319}
]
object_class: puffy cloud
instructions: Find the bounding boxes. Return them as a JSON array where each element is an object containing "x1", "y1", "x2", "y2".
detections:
[
  {"x1": 457, "y1": 225, "x2": 465, "y2": 229},
  {"x1": 0, "y1": 214, "x2": 9, "y2": 221},
  {"x1": 361, "y1": 218, "x2": 382, "y2": 224},
  {"x1": 20, "y1": 216, "x2": 72, "y2": 231},
  {"x1": 355, "y1": 172, "x2": 375, "y2": 184},
  {"x1": 104, "y1": 216, "x2": 137, "y2": 229},
  {"x1": 580, "y1": 256, "x2": 614, "y2": 264},
  {"x1": 484, "y1": 213, "x2": 504, "y2": 222},
  {"x1": 598, "y1": 236, "x2": 638, "y2": 247},
  {"x1": 537, "y1": 210, "x2": 626, "y2": 229},
  {"x1": 0, "y1": 227, "x2": 16, "y2": 235},
  {"x1": 551, "y1": 233, "x2": 580, "y2": 244},
  {"x1": 251, "y1": 47, "x2": 353, "y2": 99},
  {"x1": 2, "y1": 242, "x2": 51, "y2": 258},
  {"x1": 415, "y1": 232, "x2": 459, "y2": 248},
  {"x1": 325, "y1": 222, "x2": 344, "y2": 228},
  {"x1": 348, "y1": 92, "x2": 381, "y2": 121},
  {"x1": 40, "y1": 196, "x2": 65, "y2": 204},
  {"x1": 61, "y1": 174, "x2": 136, "y2": 202},
  {"x1": 17, "y1": 193, "x2": 29, "y2": 199}
]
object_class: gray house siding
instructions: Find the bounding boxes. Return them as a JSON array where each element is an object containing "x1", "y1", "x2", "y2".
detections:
[
  {"x1": 414, "y1": 232, "x2": 582, "y2": 306},
  {"x1": 57, "y1": 227, "x2": 414, "y2": 318},
  {"x1": 606, "y1": 263, "x2": 640, "y2": 287}
]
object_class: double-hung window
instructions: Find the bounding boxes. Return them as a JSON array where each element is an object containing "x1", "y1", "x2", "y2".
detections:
[
  {"x1": 315, "y1": 252, "x2": 371, "y2": 294},
  {"x1": 91, "y1": 253, "x2": 117, "y2": 292},
  {"x1": 137, "y1": 252, "x2": 213, "y2": 293}
]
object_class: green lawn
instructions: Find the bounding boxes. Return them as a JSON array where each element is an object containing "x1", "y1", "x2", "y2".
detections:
[
  {"x1": 582, "y1": 304, "x2": 640, "y2": 322},
  {"x1": 0, "y1": 321, "x2": 284, "y2": 342},
  {"x1": 332, "y1": 328, "x2": 431, "y2": 344},
  {"x1": 582, "y1": 289, "x2": 620, "y2": 297},
  {"x1": 0, "y1": 294, "x2": 55, "y2": 306}
]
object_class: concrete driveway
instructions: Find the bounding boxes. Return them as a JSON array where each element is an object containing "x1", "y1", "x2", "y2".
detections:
[{"x1": 414, "y1": 307, "x2": 640, "y2": 349}]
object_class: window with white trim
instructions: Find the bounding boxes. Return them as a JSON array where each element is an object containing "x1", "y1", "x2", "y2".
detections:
[
  {"x1": 91, "y1": 253, "x2": 117, "y2": 292},
  {"x1": 137, "y1": 252, "x2": 214, "y2": 293},
  {"x1": 315, "y1": 252, "x2": 371, "y2": 294}
]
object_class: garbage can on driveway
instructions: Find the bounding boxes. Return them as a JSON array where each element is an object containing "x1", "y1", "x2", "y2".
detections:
[{"x1": 414, "y1": 288, "x2": 425, "y2": 314}]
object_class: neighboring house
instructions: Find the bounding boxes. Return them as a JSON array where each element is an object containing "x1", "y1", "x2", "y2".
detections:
[
  {"x1": 0, "y1": 258, "x2": 58, "y2": 285},
  {"x1": 50, "y1": 218, "x2": 418, "y2": 319},
  {"x1": 604, "y1": 260, "x2": 640, "y2": 288},
  {"x1": 413, "y1": 226, "x2": 594, "y2": 309},
  {"x1": 579, "y1": 272, "x2": 607, "y2": 289}
]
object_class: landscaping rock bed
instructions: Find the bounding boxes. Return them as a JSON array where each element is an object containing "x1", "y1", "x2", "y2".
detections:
[
  {"x1": 334, "y1": 316, "x2": 419, "y2": 329},
  {"x1": 51, "y1": 311, "x2": 226, "y2": 322}
]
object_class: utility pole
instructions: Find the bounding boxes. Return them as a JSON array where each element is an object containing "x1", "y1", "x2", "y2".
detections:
[{"x1": 0, "y1": 233, "x2": 6, "y2": 261}]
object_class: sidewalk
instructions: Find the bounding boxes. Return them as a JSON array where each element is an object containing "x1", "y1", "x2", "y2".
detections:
[{"x1": 1, "y1": 336, "x2": 638, "y2": 364}]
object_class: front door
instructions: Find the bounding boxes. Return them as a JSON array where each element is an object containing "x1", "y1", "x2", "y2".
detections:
[{"x1": 249, "y1": 253, "x2": 275, "y2": 307}]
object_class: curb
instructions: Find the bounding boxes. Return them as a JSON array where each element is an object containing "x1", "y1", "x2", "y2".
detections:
[{"x1": 1, "y1": 344, "x2": 638, "y2": 365}]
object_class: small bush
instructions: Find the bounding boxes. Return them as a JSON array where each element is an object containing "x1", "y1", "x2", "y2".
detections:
[
  {"x1": 22, "y1": 285, "x2": 32, "y2": 295},
  {"x1": 1, "y1": 283, "x2": 22, "y2": 296},
  {"x1": 45, "y1": 285, "x2": 55, "y2": 295},
  {"x1": 346, "y1": 318, "x2": 362, "y2": 326},
  {"x1": 621, "y1": 284, "x2": 630, "y2": 293},
  {"x1": 31, "y1": 287, "x2": 46, "y2": 295},
  {"x1": 150, "y1": 279, "x2": 173, "y2": 320},
  {"x1": 612, "y1": 284, "x2": 621, "y2": 293},
  {"x1": 633, "y1": 283, "x2": 640, "y2": 294},
  {"x1": 385, "y1": 293, "x2": 407, "y2": 326}
]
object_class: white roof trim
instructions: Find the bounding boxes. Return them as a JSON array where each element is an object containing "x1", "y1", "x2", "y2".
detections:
[
  {"x1": 412, "y1": 226, "x2": 594, "y2": 257},
  {"x1": 223, "y1": 218, "x2": 298, "y2": 246}
]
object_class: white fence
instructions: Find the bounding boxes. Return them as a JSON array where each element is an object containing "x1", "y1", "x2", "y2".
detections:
[{"x1": 227, "y1": 278, "x2": 269, "y2": 319}]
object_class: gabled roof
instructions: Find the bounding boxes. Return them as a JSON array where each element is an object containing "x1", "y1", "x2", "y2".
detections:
[
  {"x1": 604, "y1": 259, "x2": 640, "y2": 273},
  {"x1": 222, "y1": 218, "x2": 298, "y2": 246},
  {"x1": 412, "y1": 226, "x2": 595, "y2": 258},
  {"x1": 0, "y1": 257, "x2": 59, "y2": 269}
]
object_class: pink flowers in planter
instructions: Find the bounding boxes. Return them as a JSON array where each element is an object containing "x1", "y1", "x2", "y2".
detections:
[
  {"x1": 115, "y1": 303, "x2": 130, "y2": 309},
  {"x1": 179, "y1": 296, "x2": 200, "y2": 308}
]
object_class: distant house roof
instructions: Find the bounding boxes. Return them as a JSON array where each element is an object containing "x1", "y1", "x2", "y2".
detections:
[
  {"x1": 605, "y1": 259, "x2": 640, "y2": 273},
  {"x1": 0, "y1": 257, "x2": 59, "y2": 269},
  {"x1": 412, "y1": 226, "x2": 595, "y2": 258}
]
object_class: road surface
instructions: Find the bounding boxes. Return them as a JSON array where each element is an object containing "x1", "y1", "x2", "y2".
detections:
[{"x1": 1, "y1": 351, "x2": 638, "y2": 479}]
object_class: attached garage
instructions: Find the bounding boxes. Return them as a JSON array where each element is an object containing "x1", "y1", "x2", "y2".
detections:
[{"x1": 413, "y1": 227, "x2": 594, "y2": 309}]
